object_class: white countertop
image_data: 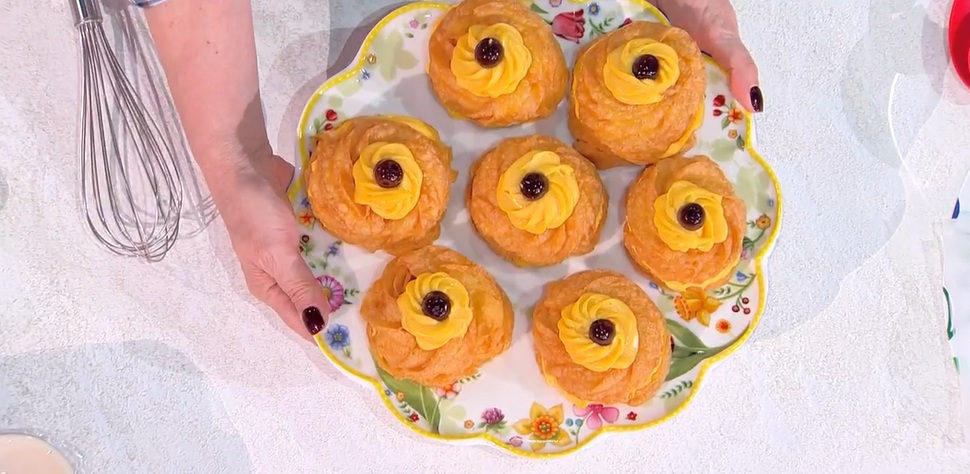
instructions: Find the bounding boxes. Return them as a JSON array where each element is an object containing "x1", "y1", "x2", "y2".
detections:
[{"x1": 3, "y1": 0, "x2": 970, "y2": 472}]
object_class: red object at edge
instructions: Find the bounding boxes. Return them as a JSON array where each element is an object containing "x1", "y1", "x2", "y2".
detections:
[{"x1": 950, "y1": 0, "x2": 970, "y2": 88}]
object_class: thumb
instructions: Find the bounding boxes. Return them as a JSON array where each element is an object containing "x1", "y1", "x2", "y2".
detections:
[
  {"x1": 265, "y1": 155, "x2": 296, "y2": 194},
  {"x1": 274, "y1": 250, "x2": 332, "y2": 339},
  {"x1": 704, "y1": 33, "x2": 763, "y2": 113}
]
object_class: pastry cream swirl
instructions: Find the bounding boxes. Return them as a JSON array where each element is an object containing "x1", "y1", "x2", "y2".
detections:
[
  {"x1": 603, "y1": 38, "x2": 680, "y2": 105},
  {"x1": 397, "y1": 272, "x2": 474, "y2": 351},
  {"x1": 352, "y1": 142, "x2": 423, "y2": 220},
  {"x1": 496, "y1": 150, "x2": 579, "y2": 235},
  {"x1": 451, "y1": 23, "x2": 532, "y2": 98},
  {"x1": 557, "y1": 293, "x2": 639, "y2": 372},
  {"x1": 653, "y1": 180, "x2": 728, "y2": 252}
]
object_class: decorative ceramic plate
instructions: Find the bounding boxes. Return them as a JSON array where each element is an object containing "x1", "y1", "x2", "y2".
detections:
[{"x1": 289, "y1": 0, "x2": 782, "y2": 458}]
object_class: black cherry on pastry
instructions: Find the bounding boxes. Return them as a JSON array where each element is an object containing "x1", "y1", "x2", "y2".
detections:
[
  {"x1": 374, "y1": 159, "x2": 404, "y2": 189},
  {"x1": 421, "y1": 290, "x2": 452, "y2": 321},
  {"x1": 588, "y1": 318, "x2": 616, "y2": 346},
  {"x1": 631, "y1": 54, "x2": 660, "y2": 80},
  {"x1": 678, "y1": 203, "x2": 705, "y2": 231},
  {"x1": 519, "y1": 172, "x2": 548, "y2": 201},
  {"x1": 474, "y1": 37, "x2": 504, "y2": 68}
]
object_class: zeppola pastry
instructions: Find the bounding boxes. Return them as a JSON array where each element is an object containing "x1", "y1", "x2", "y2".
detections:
[
  {"x1": 360, "y1": 245, "x2": 515, "y2": 387},
  {"x1": 532, "y1": 270, "x2": 672, "y2": 406},
  {"x1": 568, "y1": 21, "x2": 706, "y2": 168},
  {"x1": 623, "y1": 155, "x2": 746, "y2": 292},
  {"x1": 466, "y1": 135, "x2": 607, "y2": 267},
  {"x1": 427, "y1": 0, "x2": 569, "y2": 127},
  {"x1": 305, "y1": 115, "x2": 456, "y2": 255}
]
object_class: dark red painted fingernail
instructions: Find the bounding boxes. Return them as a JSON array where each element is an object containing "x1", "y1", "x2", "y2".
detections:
[
  {"x1": 750, "y1": 86, "x2": 764, "y2": 112},
  {"x1": 302, "y1": 306, "x2": 325, "y2": 335}
]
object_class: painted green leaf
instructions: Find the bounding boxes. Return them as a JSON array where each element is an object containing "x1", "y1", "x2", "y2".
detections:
[
  {"x1": 530, "y1": 3, "x2": 548, "y2": 15},
  {"x1": 437, "y1": 399, "x2": 468, "y2": 433},
  {"x1": 735, "y1": 166, "x2": 758, "y2": 206},
  {"x1": 666, "y1": 337, "x2": 739, "y2": 381},
  {"x1": 334, "y1": 76, "x2": 363, "y2": 97},
  {"x1": 375, "y1": 363, "x2": 442, "y2": 433},
  {"x1": 720, "y1": 116, "x2": 730, "y2": 129},
  {"x1": 736, "y1": 135, "x2": 746, "y2": 150},
  {"x1": 710, "y1": 138, "x2": 737, "y2": 163},
  {"x1": 371, "y1": 30, "x2": 418, "y2": 82},
  {"x1": 666, "y1": 319, "x2": 706, "y2": 349}
]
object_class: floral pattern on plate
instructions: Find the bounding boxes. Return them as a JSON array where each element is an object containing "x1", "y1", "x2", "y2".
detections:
[{"x1": 288, "y1": 0, "x2": 782, "y2": 458}]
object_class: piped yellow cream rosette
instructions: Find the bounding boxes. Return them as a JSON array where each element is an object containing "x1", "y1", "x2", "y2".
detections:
[
  {"x1": 495, "y1": 150, "x2": 580, "y2": 235},
  {"x1": 652, "y1": 180, "x2": 729, "y2": 252},
  {"x1": 351, "y1": 142, "x2": 423, "y2": 220},
  {"x1": 427, "y1": 0, "x2": 568, "y2": 127},
  {"x1": 623, "y1": 155, "x2": 746, "y2": 292},
  {"x1": 305, "y1": 116, "x2": 455, "y2": 256},
  {"x1": 359, "y1": 245, "x2": 515, "y2": 387},
  {"x1": 531, "y1": 270, "x2": 671, "y2": 406},
  {"x1": 567, "y1": 21, "x2": 706, "y2": 168},
  {"x1": 466, "y1": 135, "x2": 608, "y2": 267},
  {"x1": 451, "y1": 23, "x2": 532, "y2": 98},
  {"x1": 557, "y1": 293, "x2": 639, "y2": 372},
  {"x1": 602, "y1": 38, "x2": 680, "y2": 105},
  {"x1": 396, "y1": 272, "x2": 474, "y2": 351}
]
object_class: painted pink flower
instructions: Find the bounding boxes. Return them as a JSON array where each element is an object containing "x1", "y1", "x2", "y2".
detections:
[
  {"x1": 549, "y1": 0, "x2": 563, "y2": 6},
  {"x1": 508, "y1": 436, "x2": 523, "y2": 447},
  {"x1": 316, "y1": 275, "x2": 345, "y2": 312},
  {"x1": 551, "y1": 9, "x2": 585, "y2": 43},
  {"x1": 573, "y1": 404, "x2": 619, "y2": 431},
  {"x1": 408, "y1": 19, "x2": 419, "y2": 29},
  {"x1": 435, "y1": 382, "x2": 462, "y2": 399}
]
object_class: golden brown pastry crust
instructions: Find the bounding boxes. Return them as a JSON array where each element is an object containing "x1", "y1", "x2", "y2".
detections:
[
  {"x1": 360, "y1": 245, "x2": 515, "y2": 387},
  {"x1": 305, "y1": 116, "x2": 455, "y2": 256},
  {"x1": 623, "y1": 155, "x2": 746, "y2": 291},
  {"x1": 532, "y1": 270, "x2": 671, "y2": 406},
  {"x1": 568, "y1": 21, "x2": 706, "y2": 168},
  {"x1": 466, "y1": 135, "x2": 607, "y2": 267},
  {"x1": 427, "y1": 0, "x2": 569, "y2": 127}
]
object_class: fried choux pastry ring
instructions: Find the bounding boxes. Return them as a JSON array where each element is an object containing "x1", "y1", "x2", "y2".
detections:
[
  {"x1": 466, "y1": 135, "x2": 607, "y2": 267},
  {"x1": 305, "y1": 115, "x2": 456, "y2": 256},
  {"x1": 532, "y1": 270, "x2": 672, "y2": 406},
  {"x1": 568, "y1": 21, "x2": 706, "y2": 168},
  {"x1": 623, "y1": 155, "x2": 746, "y2": 292},
  {"x1": 427, "y1": 0, "x2": 569, "y2": 127},
  {"x1": 360, "y1": 245, "x2": 515, "y2": 387}
]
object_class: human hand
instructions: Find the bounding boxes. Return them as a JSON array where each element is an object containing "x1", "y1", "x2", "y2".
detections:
[
  {"x1": 212, "y1": 153, "x2": 330, "y2": 341},
  {"x1": 655, "y1": 0, "x2": 763, "y2": 112}
]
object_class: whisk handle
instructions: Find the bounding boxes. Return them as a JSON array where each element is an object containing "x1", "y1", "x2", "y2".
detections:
[{"x1": 70, "y1": 0, "x2": 102, "y2": 26}]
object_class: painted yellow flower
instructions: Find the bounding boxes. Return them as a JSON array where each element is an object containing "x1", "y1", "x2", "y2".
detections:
[
  {"x1": 395, "y1": 392, "x2": 405, "y2": 402},
  {"x1": 728, "y1": 129, "x2": 738, "y2": 139},
  {"x1": 464, "y1": 419, "x2": 475, "y2": 430},
  {"x1": 674, "y1": 287, "x2": 721, "y2": 327},
  {"x1": 513, "y1": 402, "x2": 572, "y2": 451}
]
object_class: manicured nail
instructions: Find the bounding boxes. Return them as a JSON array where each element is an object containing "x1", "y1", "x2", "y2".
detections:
[
  {"x1": 750, "y1": 86, "x2": 764, "y2": 112},
  {"x1": 302, "y1": 306, "x2": 325, "y2": 335}
]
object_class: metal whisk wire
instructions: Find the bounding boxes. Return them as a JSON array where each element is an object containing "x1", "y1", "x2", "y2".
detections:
[{"x1": 73, "y1": 0, "x2": 183, "y2": 262}]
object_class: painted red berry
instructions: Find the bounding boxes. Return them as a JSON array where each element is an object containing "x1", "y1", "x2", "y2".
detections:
[
  {"x1": 713, "y1": 95, "x2": 726, "y2": 107},
  {"x1": 626, "y1": 411, "x2": 637, "y2": 421},
  {"x1": 323, "y1": 123, "x2": 334, "y2": 131},
  {"x1": 731, "y1": 305, "x2": 740, "y2": 312},
  {"x1": 409, "y1": 413, "x2": 419, "y2": 422},
  {"x1": 325, "y1": 109, "x2": 338, "y2": 121},
  {"x1": 713, "y1": 109, "x2": 723, "y2": 117},
  {"x1": 741, "y1": 297, "x2": 749, "y2": 304},
  {"x1": 743, "y1": 308, "x2": 751, "y2": 315}
]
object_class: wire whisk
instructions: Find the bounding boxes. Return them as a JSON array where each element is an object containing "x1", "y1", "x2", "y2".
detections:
[{"x1": 72, "y1": 0, "x2": 183, "y2": 262}]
